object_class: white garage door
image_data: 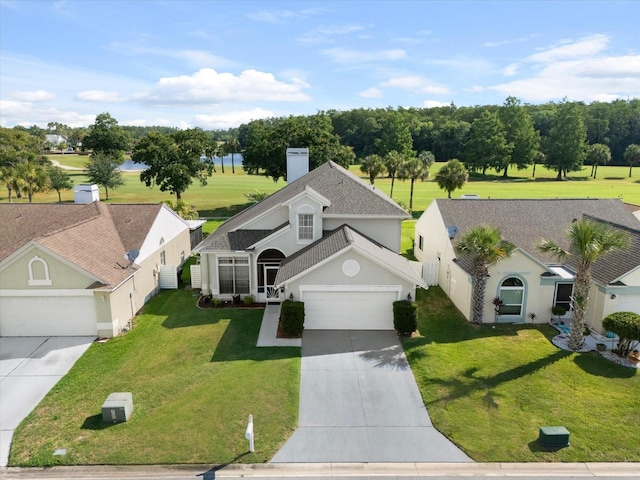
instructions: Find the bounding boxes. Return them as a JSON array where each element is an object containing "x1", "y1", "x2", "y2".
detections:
[
  {"x1": 301, "y1": 288, "x2": 400, "y2": 330},
  {"x1": 0, "y1": 295, "x2": 98, "y2": 336},
  {"x1": 618, "y1": 295, "x2": 640, "y2": 315}
]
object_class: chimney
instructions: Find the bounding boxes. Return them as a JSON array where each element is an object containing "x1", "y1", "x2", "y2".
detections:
[{"x1": 286, "y1": 148, "x2": 309, "y2": 183}]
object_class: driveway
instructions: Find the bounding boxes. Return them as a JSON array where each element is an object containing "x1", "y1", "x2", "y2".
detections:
[
  {"x1": 0, "y1": 336, "x2": 94, "y2": 467},
  {"x1": 271, "y1": 330, "x2": 472, "y2": 463}
]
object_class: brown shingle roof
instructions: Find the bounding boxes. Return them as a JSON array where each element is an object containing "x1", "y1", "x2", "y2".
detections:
[
  {"x1": 0, "y1": 202, "x2": 164, "y2": 288},
  {"x1": 199, "y1": 161, "x2": 408, "y2": 252},
  {"x1": 436, "y1": 198, "x2": 640, "y2": 284}
]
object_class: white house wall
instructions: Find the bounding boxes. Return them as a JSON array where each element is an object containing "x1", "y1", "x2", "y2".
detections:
[
  {"x1": 323, "y1": 217, "x2": 402, "y2": 252},
  {"x1": 138, "y1": 206, "x2": 189, "y2": 263},
  {"x1": 241, "y1": 206, "x2": 288, "y2": 230},
  {"x1": 284, "y1": 249, "x2": 416, "y2": 302}
]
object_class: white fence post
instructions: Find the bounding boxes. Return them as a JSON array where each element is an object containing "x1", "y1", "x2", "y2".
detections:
[{"x1": 245, "y1": 414, "x2": 254, "y2": 453}]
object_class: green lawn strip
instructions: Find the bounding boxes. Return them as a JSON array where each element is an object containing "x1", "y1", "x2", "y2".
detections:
[
  {"x1": 403, "y1": 287, "x2": 639, "y2": 462},
  {"x1": 10, "y1": 290, "x2": 300, "y2": 466}
]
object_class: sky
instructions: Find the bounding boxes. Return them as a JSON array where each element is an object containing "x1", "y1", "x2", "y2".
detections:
[{"x1": 1, "y1": 0, "x2": 639, "y2": 130}]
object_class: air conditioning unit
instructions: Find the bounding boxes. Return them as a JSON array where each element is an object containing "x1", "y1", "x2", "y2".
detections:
[{"x1": 101, "y1": 392, "x2": 134, "y2": 423}]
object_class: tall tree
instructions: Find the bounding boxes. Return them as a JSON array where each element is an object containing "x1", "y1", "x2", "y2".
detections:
[
  {"x1": 543, "y1": 101, "x2": 587, "y2": 179},
  {"x1": 499, "y1": 96, "x2": 540, "y2": 177},
  {"x1": 217, "y1": 142, "x2": 226, "y2": 173},
  {"x1": 133, "y1": 129, "x2": 214, "y2": 200},
  {"x1": 435, "y1": 159, "x2": 468, "y2": 198},
  {"x1": 624, "y1": 144, "x2": 640, "y2": 177},
  {"x1": 539, "y1": 219, "x2": 630, "y2": 350},
  {"x1": 48, "y1": 166, "x2": 74, "y2": 203},
  {"x1": 455, "y1": 226, "x2": 516, "y2": 325},
  {"x1": 585, "y1": 143, "x2": 611, "y2": 179},
  {"x1": 398, "y1": 155, "x2": 430, "y2": 210},
  {"x1": 224, "y1": 138, "x2": 240, "y2": 173},
  {"x1": 374, "y1": 110, "x2": 415, "y2": 158},
  {"x1": 14, "y1": 161, "x2": 49, "y2": 202},
  {"x1": 462, "y1": 111, "x2": 512, "y2": 176},
  {"x1": 83, "y1": 113, "x2": 130, "y2": 157},
  {"x1": 384, "y1": 150, "x2": 406, "y2": 199},
  {"x1": 417, "y1": 150, "x2": 435, "y2": 177},
  {"x1": 85, "y1": 152, "x2": 124, "y2": 200},
  {"x1": 359, "y1": 154, "x2": 386, "y2": 184}
]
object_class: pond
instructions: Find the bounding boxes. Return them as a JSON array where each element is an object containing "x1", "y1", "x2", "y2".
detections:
[{"x1": 118, "y1": 153, "x2": 243, "y2": 171}]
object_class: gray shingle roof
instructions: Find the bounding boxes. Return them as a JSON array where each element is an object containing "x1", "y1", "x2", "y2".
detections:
[
  {"x1": 0, "y1": 202, "x2": 164, "y2": 288},
  {"x1": 199, "y1": 161, "x2": 409, "y2": 252},
  {"x1": 275, "y1": 224, "x2": 425, "y2": 286},
  {"x1": 436, "y1": 198, "x2": 640, "y2": 284}
]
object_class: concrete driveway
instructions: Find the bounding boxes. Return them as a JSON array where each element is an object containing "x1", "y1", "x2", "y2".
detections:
[
  {"x1": 271, "y1": 330, "x2": 472, "y2": 463},
  {"x1": 0, "y1": 336, "x2": 94, "y2": 467}
]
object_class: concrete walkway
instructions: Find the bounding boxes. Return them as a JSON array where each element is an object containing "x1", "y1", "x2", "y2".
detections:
[
  {"x1": 272, "y1": 330, "x2": 471, "y2": 463},
  {"x1": 0, "y1": 337, "x2": 94, "y2": 467},
  {"x1": 256, "y1": 303, "x2": 301, "y2": 347}
]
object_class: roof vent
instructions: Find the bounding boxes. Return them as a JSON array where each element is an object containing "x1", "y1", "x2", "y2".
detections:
[{"x1": 447, "y1": 225, "x2": 459, "y2": 239}]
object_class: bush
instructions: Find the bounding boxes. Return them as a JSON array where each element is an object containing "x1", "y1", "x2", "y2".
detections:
[
  {"x1": 280, "y1": 300, "x2": 304, "y2": 336},
  {"x1": 243, "y1": 295, "x2": 255, "y2": 305},
  {"x1": 602, "y1": 311, "x2": 640, "y2": 357},
  {"x1": 393, "y1": 300, "x2": 418, "y2": 336}
]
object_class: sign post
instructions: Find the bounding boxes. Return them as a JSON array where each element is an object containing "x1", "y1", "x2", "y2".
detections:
[{"x1": 245, "y1": 414, "x2": 254, "y2": 453}]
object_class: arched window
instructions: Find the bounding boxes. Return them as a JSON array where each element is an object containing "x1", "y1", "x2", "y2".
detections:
[
  {"x1": 499, "y1": 277, "x2": 524, "y2": 316},
  {"x1": 28, "y1": 256, "x2": 52, "y2": 286}
]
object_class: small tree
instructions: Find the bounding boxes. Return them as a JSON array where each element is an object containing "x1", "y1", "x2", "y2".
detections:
[
  {"x1": 624, "y1": 144, "x2": 640, "y2": 178},
  {"x1": 398, "y1": 155, "x2": 430, "y2": 211},
  {"x1": 360, "y1": 154, "x2": 386, "y2": 184},
  {"x1": 435, "y1": 159, "x2": 468, "y2": 198},
  {"x1": 48, "y1": 166, "x2": 74, "y2": 203},
  {"x1": 602, "y1": 311, "x2": 640, "y2": 357},
  {"x1": 586, "y1": 143, "x2": 611, "y2": 179},
  {"x1": 384, "y1": 150, "x2": 406, "y2": 198},
  {"x1": 86, "y1": 152, "x2": 124, "y2": 200}
]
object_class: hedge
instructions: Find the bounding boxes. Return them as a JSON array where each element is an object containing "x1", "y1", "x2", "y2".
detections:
[
  {"x1": 393, "y1": 300, "x2": 418, "y2": 336},
  {"x1": 280, "y1": 300, "x2": 305, "y2": 336}
]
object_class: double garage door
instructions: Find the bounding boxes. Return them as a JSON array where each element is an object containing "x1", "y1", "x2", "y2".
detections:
[
  {"x1": 0, "y1": 295, "x2": 98, "y2": 336},
  {"x1": 302, "y1": 288, "x2": 400, "y2": 330}
]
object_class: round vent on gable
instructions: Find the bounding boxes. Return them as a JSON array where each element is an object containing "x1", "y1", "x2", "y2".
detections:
[{"x1": 342, "y1": 259, "x2": 361, "y2": 278}]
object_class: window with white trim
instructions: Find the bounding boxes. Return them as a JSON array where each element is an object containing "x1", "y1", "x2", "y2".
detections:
[
  {"x1": 218, "y1": 256, "x2": 250, "y2": 294},
  {"x1": 298, "y1": 214, "x2": 313, "y2": 240},
  {"x1": 499, "y1": 277, "x2": 524, "y2": 315},
  {"x1": 418, "y1": 234, "x2": 424, "y2": 251},
  {"x1": 160, "y1": 251, "x2": 166, "y2": 265}
]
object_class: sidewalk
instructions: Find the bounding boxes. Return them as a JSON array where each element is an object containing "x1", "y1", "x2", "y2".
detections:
[
  {"x1": 256, "y1": 303, "x2": 301, "y2": 347},
  {"x1": 2, "y1": 462, "x2": 639, "y2": 479}
]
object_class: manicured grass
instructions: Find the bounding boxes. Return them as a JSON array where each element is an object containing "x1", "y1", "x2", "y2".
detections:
[
  {"x1": 9, "y1": 290, "x2": 300, "y2": 466},
  {"x1": 403, "y1": 287, "x2": 640, "y2": 462},
  {"x1": 5, "y1": 162, "x2": 639, "y2": 216}
]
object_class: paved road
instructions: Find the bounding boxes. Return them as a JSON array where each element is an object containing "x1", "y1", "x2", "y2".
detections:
[
  {"x1": 0, "y1": 337, "x2": 94, "y2": 467},
  {"x1": 2, "y1": 462, "x2": 639, "y2": 479},
  {"x1": 272, "y1": 330, "x2": 471, "y2": 463}
]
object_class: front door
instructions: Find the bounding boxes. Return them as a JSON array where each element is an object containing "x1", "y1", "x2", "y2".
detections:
[
  {"x1": 554, "y1": 283, "x2": 573, "y2": 315},
  {"x1": 264, "y1": 265, "x2": 280, "y2": 300}
]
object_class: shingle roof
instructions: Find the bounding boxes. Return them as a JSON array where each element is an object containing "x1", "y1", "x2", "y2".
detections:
[
  {"x1": 275, "y1": 224, "x2": 425, "y2": 286},
  {"x1": 199, "y1": 161, "x2": 409, "y2": 252},
  {"x1": 436, "y1": 198, "x2": 640, "y2": 284},
  {"x1": 0, "y1": 202, "x2": 164, "y2": 288}
]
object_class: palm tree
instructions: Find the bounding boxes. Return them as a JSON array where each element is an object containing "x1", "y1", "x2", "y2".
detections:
[
  {"x1": 455, "y1": 226, "x2": 516, "y2": 325},
  {"x1": 539, "y1": 219, "x2": 630, "y2": 350},
  {"x1": 624, "y1": 144, "x2": 640, "y2": 178},
  {"x1": 435, "y1": 159, "x2": 468, "y2": 198},
  {"x1": 399, "y1": 156, "x2": 429, "y2": 211},
  {"x1": 586, "y1": 143, "x2": 611, "y2": 179},
  {"x1": 384, "y1": 150, "x2": 405, "y2": 198},
  {"x1": 224, "y1": 138, "x2": 240, "y2": 173},
  {"x1": 360, "y1": 154, "x2": 386, "y2": 185}
]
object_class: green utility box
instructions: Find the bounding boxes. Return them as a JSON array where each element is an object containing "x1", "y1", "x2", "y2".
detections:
[{"x1": 538, "y1": 426, "x2": 570, "y2": 448}]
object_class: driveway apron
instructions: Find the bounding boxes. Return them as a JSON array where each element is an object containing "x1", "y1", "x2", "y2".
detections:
[
  {"x1": 0, "y1": 336, "x2": 94, "y2": 467},
  {"x1": 271, "y1": 330, "x2": 472, "y2": 463}
]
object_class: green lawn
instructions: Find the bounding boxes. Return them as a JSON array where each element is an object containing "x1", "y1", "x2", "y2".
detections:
[
  {"x1": 9, "y1": 290, "x2": 300, "y2": 466},
  {"x1": 404, "y1": 287, "x2": 640, "y2": 462},
  {"x1": 4, "y1": 160, "x2": 639, "y2": 216}
]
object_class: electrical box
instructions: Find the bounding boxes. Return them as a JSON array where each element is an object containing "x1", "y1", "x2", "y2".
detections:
[
  {"x1": 101, "y1": 392, "x2": 134, "y2": 423},
  {"x1": 538, "y1": 426, "x2": 569, "y2": 448}
]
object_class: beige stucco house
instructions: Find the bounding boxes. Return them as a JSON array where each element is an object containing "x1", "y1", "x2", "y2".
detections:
[
  {"x1": 414, "y1": 198, "x2": 640, "y2": 334},
  {"x1": 196, "y1": 160, "x2": 426, "y2": 330},
  {"x1": 0, "y1": 201, "x2": 192, "y2": 337}
]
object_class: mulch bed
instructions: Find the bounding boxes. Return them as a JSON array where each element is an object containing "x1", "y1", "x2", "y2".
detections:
[{"x1": 197, "y1": 295, "x2": 266, "y2": 309}]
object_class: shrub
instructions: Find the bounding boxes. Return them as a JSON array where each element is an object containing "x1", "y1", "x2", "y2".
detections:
[
  {"x1": 393, "y1": 300, "x2": 418, "y2": 336},
  {"x1": 211, "y1": 298, "x2": 221, "y2": 307},
  {"x1": 551, "y1": 305, "x2": 567, "y2": 319},
  {"x1": 280, "y1": 300, "x2": 304, "y2": 336},
  {"x1": 602, "y1": 311, "x2": 640, "y2": 357},
  {"x1": 243, "y1": 295, "x2": 255, "y2": 305}
]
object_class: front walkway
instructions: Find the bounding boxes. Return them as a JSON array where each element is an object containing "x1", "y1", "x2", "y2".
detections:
[
  {"x1": 272, "y1": 330, "x2": 472, "y2": 463},
  {"x1": 256, "y1": 303, "x2": 301, "y2": 347}
]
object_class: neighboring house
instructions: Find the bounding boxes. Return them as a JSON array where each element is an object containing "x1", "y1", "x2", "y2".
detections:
[
  {"x1": 415, "y1": 198, "x2": 640, "y2": 334},
  {"x1": 44, "y1": 134, "x2": 67, "y2": 148},
  {"x1": 0, "y1": 201, "x2": 192, "y2": 337},
  {"x1": 196, "y1": 160, "x2": 426, "y2": 330}
]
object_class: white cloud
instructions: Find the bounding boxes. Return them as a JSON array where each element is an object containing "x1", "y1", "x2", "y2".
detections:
[
  {"x1": 76, "y1": 90, "x2": 125, "y2": 102},
  {"x1": 137, "y1": 68, "x2": 311, "y2": 105},
  {"x1": 359, "y1": 87, "x2": 384, "y2": 99},
  {"x1": 298, "y1": 24, "x2": 364, "y2": 44},
  {"x1": 465, "y1": 86, "x2": 485, "y2": 93},
  {"x1": 106, "y1": 42, "x2": 233, "y2": 69},
  {"x1": 503, "y1": 64, "x2": 518, "y2": 77},
  {"x1": 0, "y1": 99, "x2": 95, "y2": 128},
  {"x1": 247, "y1": 8, "x2": 326, "y2": 23},
  {"x1": 423, "y1": 100, "x2": 449, "y2": 108},
  {"x1": 491, "y1": 35, "x2": 640, "y2": 102},
  {"x1": 322, "y1": 48, "x2": 406, "y2": 64},
  {"x1": 381, "y1": 75, "x2": 450, "y2": 94},
  {"x1": 10, "y1": 89, "x2": 55, "y2": 102},
  {"x1": 194, "y1": 108, "x2": 274, "y2": 130}
]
